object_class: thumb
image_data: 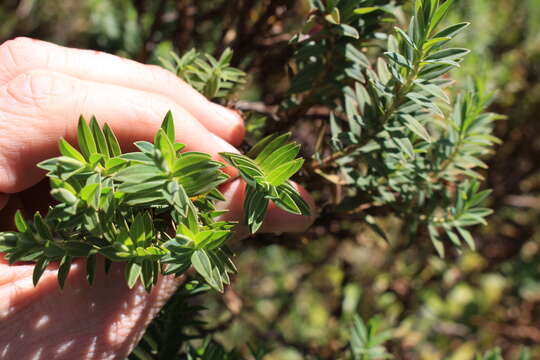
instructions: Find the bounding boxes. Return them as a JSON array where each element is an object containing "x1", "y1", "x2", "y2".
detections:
[{"x1": 217, "y1": 179, "x2": 316, "y2": 238}]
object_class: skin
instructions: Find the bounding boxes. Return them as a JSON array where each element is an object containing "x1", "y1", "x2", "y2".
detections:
[{"x1": 0, "y1": 37, "x2": 314, "y2": 360}]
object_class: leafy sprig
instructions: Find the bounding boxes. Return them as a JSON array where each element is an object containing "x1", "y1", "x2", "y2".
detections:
[
  {"x1": 287, "y1": 0, "x2": 498, "y2": 256},
  {"x1": 220, "y1": 133, "x2": 311, "y2": 233},
  {"x1": 349, "y1": 315, "x2": 392, "y2": 360},
  {"x1": 159, "y1": 48, "x2": 246, "y2": 100},
  {"x1": 0, "y1": 113, "x2": 308, "y2": 292}
]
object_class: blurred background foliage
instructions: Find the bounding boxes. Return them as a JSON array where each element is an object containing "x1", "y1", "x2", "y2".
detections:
[{"x1": 1, "y1": 0, "x2": 539, "y2": 359}]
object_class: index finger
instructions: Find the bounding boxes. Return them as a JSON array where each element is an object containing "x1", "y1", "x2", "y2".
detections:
[
  {"x1": 0, "y1": 70, "x2": 240, "y2": 194},
  {"x1": 0, "y1": 37, "x2": 244, "y2": 145}
]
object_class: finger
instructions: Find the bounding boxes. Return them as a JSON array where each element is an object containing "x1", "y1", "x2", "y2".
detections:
[
  {"x1": 217, "y1": 179, "x2": 316, "y2": 237},
  {"x1": 0, "y1": 70, "x2": 240, "y2": 194},
  {"x1": 0, "y1": 37, "x2": 244, "y2": 145}
]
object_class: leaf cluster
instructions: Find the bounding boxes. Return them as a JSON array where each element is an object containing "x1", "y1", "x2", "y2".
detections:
[
  {"x1": 221, "y1": 133, "x2": 310, "y2": 233},
  {"x1": 288, "y1": 0, "x2": 499, "y2": 256},
  {"x1": 159, "y1": 48, "x2": 246, "y2": 100},
  {"x1": 0, "y1": 113, "x2": 307, "y2": 292},
  {"x1": 349, "y1": 315, "x2": 393, "y2": 360}
]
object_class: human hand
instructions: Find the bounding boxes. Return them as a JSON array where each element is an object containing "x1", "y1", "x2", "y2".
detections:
[{"x1": 0, "y1": 37, "x2": 314, "y2": 359}]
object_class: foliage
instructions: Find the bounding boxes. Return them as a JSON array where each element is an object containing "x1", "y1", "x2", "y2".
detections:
[
  {"x1": 1, "y1": 0, "x2": 540, "y2": 358},
  {"x1": 284, "y1": 0, "x2": 499, "y2": 256},
  {"x1": 349, "y1": 315, "x2": 392, "y2": 360},
  {"x1": 159, "y1": 48, "x2": 246, "y2": 100},
  {"x1": 221, "y1": 132, "x2": 310, "y2": 233},
  {"x1": 0, "y1": 113, "x2": 306, "y2": 292}
]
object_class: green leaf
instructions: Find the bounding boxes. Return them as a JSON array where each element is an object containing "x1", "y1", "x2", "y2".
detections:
[
  {"x1": 172, "y1": 152, "x2": 216, "y2": 176},
  {"x1": 115, "y1": 165, "x2": 164, "y2": 183},
  {"x1": 220, "y1": 153, "x2": 264, "y2": 182},
  {"x1": 267, "y1": 159, "x2": 304, "y2": 186},
  {"x1": 354, "y1": 7, "x2": 380, "y2": 15},
  {"x1": 325, "y1": 7, "x2": 340, "y2": 24},
  {"x1": 103, "y1": 123, "x2": 122, "y2": 157},
  {"x1": 14, "y1": 210, "x2": 27, "y2": 233},
  {"x1": 423, "y1": 36, "x2": 452, "y2": 52},
  {"x1": 140, "y1": 260, "x2": 155, "y2": 291},
  {"x1": 33, "y1": 257, "x2": 50, "y2": 286},
  {"x1": 119, "y1": 180, "x2": 166, "y2": 194},
  {"x1": 130, "y1": 213, "x2": 148, "y2": 247},
  {"x1": 161, "y1": 110, "x2": 176, "y2": 144},
  {"x1": 394, "y1": 137, "x2": 415, "y2": 159},
  {"x1": 80, "y1": 183, "x2": 101, "y2": 209},
  {"x1": 400, "y1": 114, "x2": 432, "y2": 143},
  {"x1": 86, "y1": 254, "x2": 97, "y2": 285},
  {"x1": 429, "y1": 225, "x2": 445, "y2": 258},
  {"x1": 126, "y1": 261, "x2": 142, "y2": 289},
  {"x1": 51, "y1": 188, "x2": 78, "y2": 205},
  {"x1": 456, "y1": 227, "x2": 475, "y2": 251},
  {"x1": 395, "y1": 27, "x2": 417, "y2": 50},
  {"x1": 246, "y1": 133, "x2": 280, "y2": 159},
  {"x1": 58, "y1": 255, "x2": 72, "y2": 289},
  {"x1": 119, "y1": 152, "x2": 152, "y2": 165},
  {"x1": 468, "y1": 189, "x2": 492, "y2": 208},
  {"x1": 429, "y1": 0, "x2": 454, "y2": 34},
  {"x1": 77, "y1": 116, "x2": 97, "y2": 160},
  {"x1": 34, "y1": 212, "x2": 52, "y2": 240},
  {"x1": 244, "y1": 184, "x2": 269, "y2": 233},
  {"x1": 433, "y1": 22, "x2": 470, "y2": 40},
  {"x1": 365, "y1": 215, "x2": 389, "y2": 242},
  {"x1": 345, "y1": 44, "x2": 370, "y2": 68},
  {"x1": 406, "y1": 92, "x2": 443, "y2": 116},
  {"x1": 63, "y1": 241, "x2": 93, "y2": 257},
  {"x1": 259, "y1": 143, "x2": 301, "y2": 173},
  {"x1": 155, "y1": 129, "x2": 176, "y2": 170},
  {"x1": 90, "y1": 116, "x2": 109, "y2": 159},
  {"x1": 275, "y1": 182, "x2": 311, "y2": 216},
  {"x1": 446, "y1": 230, "x2": 461, "y2": 246},
  {"x1": 58, "y1": 138, "x2": 87, "y2": 163},
  {"x1": 191, "y1": 250, "x2": 218, "y2": 289},
  {"x1": 254, "y1": 133, "x2": 291, "y2": 164},
  {"x1": 337, "y1": 24, "x2": 359, "y2": 39},
  {"x1": 132, "y1": 143, "x2": 157, "y2": 157},
  {"x1": 377, "y1": 58, "x2": 392, "y2": 84},
  {"x1": 426, "y1": 48, "x2": 470, "y2": 62},
  {"x1": 384, "y1": 52, "x2": 413, "y2": 70},
  {"x1": 415, "y1": 80, "x2": 450, "y2": 103}
]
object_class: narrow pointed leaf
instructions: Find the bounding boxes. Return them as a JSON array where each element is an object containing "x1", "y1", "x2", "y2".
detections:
[
  {"x1": 58, "y1": 255, "x2": 72, "y2": 289},
  {"x1": 401, "y1": 114, "x2": 432, "y2": 143},
  {"x1": 267, "y1": 159, "x2": 304, "y2": 186},
  {"x1": 14, "y1": 210, "x2": 27, "y2": 233},
  {"x1": 77, "y1": 116, "x2": 97, "y2": 160},
  {"x1": 126, "y1": 261, "x2": 142, "y2": 289},
  {"x1": 33, "y1": 257, "x2": 50, "y2": 286},
  {"x1": 58, "y1": 138, "x2": 87, "y2": 163},
  {"x1": 90, "y1": 116, "x2": 109, "y2": 159},
  {"x1": 161, "y1": 111, "x2": 176, "y2": 144},
  {"x1": 103, "y1": 123, "x2": 122, "y2": 157}
]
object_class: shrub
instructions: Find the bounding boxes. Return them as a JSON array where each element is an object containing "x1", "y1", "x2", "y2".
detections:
[{"x1": 1, "y1": 0, "x2": 537, "y2": 358}]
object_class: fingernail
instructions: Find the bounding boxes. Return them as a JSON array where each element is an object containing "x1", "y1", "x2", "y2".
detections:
[
  {"x1": 210, "y1": 133, "x2": 240, "y2": 154},
  {"x1": 211, "y1": 103, "x2": 241, "y2": 125}
]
